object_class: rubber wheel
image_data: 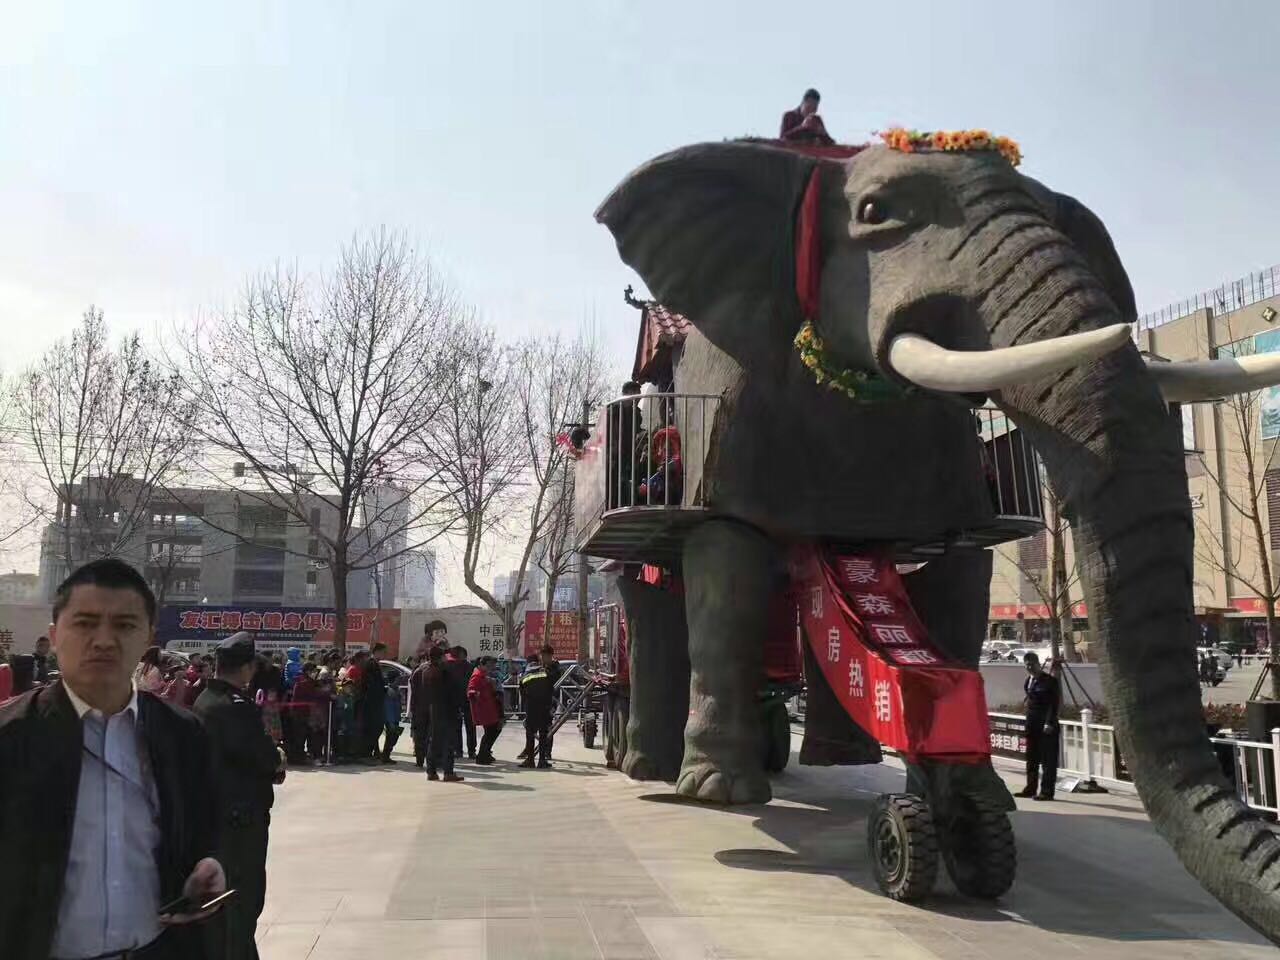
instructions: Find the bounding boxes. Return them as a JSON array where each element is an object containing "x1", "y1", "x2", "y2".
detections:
[
  {"x1": 867, "y1": 794, "x2": 939, "y2": 902},
  {"x1": 606, "y1": 702, "x2": 628, "y2": 769},
  {"x1": 941, "y1": 796, "x2": 1016, "y2": 899},
  {"x1": 762, "y1": 698, "x2": 791, "y2": 773}
]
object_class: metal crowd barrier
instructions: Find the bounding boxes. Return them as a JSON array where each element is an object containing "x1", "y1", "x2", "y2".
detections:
[{"x1": 990, "y1": 710, "x2": 1280, "y2": 815}]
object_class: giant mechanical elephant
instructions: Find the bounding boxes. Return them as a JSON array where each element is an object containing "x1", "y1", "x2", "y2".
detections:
[{"x1": 595, "y1": 137, "x2": 1280, "y2": 941}]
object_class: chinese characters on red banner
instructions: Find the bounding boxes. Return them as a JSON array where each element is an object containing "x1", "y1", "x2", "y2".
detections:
[
  {"x1": 789, "y1": 546, "x2": 990, "y2": 762},
  {"x1": 524, "y1": 611, "x2": 579, "y2": 661}
]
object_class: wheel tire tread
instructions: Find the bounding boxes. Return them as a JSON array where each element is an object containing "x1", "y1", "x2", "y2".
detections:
[
  {"x1": 868, "y1": 793, "x2": 939, "y2": 902},
  {"x1": 942, "y1": 797, "x2": 1016, "y2": 899}
]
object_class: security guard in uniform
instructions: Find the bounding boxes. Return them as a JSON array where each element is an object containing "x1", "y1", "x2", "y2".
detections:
[{"x1": 194, "y1": 632, "x2": 285, "y2": 960}]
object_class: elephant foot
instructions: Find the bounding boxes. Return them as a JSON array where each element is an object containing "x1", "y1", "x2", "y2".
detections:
[
  {"x1": 621, "y1": 749, "x2": 667, "y2": 782},
  {"x1": 676, "y1": 758, "x2": 771, "y2": 805}
]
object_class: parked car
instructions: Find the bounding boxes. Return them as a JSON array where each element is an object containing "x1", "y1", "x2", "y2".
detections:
[
  {"x1": 982, "y1": 640, "x2": 1017, "y2": 662},
  {"x1": 1196, "y1": 647, "x2": 1233, "y2": 671},
  {"x1": 1004, "y1": 646, "x2": 1052, "y2": 664}
]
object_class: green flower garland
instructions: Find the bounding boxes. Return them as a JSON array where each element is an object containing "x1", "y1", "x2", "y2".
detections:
[{"x1": 794, "y1": 321, "x2": 905, "y2": 403}]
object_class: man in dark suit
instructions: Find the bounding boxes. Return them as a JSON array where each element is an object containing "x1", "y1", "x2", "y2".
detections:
[
  {"x1": 444, "y1": 644, "x2": 476, "y2": 760},
  {"x1": 0, "y1": 558, "x2": 225, "y2": 960},
  {"x1": 1017, "y1": 652, "x2": 1061, "y2": 801},
  {"x1": 194, "y1": 632, "x2": 286, "y2": 960}
]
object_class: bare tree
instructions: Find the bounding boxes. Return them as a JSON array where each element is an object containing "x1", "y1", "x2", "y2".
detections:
[
  {"x1": 14, "y1": 308, "x2": 194, "y2": 587},
  {"x1": 535, "y1": 466, "x2": 578, "y2": 642},
  {"x1": 994, "y1": 488, "x2": 1082, "y2": 663},
  {"x1": 431, "y1": 328, "x2": 604, "y2": 655},
  {"x1": 176, "y1": 231, "x2": 465, "y2": 649},
  {"x1": 1186, "y1": 325, "x2": 1280, "y2": 698}
]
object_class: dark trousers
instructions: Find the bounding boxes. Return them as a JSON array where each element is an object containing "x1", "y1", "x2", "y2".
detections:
[
  {"x1": 457, "y1": 704, "x2": 477, "y2": 758},
  {"x1": 204, "y1": 813, "x2": 269, "y2": 960},
  {"x1": 380, "y1": 722, "x2": 402, "y2": 760},
  {"x1": 412, "y1": 718, "x2": 429, "y2": 766},
  {"x1": 478, "y1": 722, "x2": 503, "y2": 760},
  {"x1": 427, "y1": 710, "x2": 454, "y2": 775},
  {"x1": 524, "y1": 715, "x2": 551, "y2": 765},
  {"x1": 1025, "y1": 719, "x2": 1059, "y2": 797}
]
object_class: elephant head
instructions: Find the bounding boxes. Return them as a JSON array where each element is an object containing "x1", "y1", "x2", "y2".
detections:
[{"x1": 596, "y1": 138, "x2": 1280, "y2": 940}]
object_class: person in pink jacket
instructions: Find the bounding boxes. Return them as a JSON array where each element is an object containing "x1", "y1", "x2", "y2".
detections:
[{"x1": 467, "y1": 657, "x2": 504, "y2": 765}]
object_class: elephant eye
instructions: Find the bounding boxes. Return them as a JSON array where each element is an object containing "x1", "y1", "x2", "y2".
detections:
[{"x1": 857, "y1": 198, "x2": 888, "y2": 225}]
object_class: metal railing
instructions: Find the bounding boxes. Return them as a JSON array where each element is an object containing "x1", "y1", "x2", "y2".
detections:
[
  {"x1": 990, "y1": 710, "x2": 1280, "y2": 815},
  {"x1": 1134, "y1": 264, "x2": 1280, "y2": 333},
  {"x1": 972, "y1": 407, "x2": 1045, "y2": 522},
  {"x1": 603, "y1": 392, "x2": 720, "y2": 512}
]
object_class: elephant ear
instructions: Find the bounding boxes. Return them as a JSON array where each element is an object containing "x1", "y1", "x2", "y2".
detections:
[
  {"x1": 1051, "y1": 191, "x2": 1137, "y2": 322},
  {"x1": 596, "y1": 141, "x2": 823, "y2": 355}
]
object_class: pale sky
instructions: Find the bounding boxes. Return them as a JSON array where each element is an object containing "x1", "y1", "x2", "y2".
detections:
[{"x1": 2, "y1": 1, "x2": 1278, "y2": 602}]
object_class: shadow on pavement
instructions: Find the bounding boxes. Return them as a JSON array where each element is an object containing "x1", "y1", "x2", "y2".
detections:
[
  {"x1": 466, "y1": 781, "x2": 535, "y2": 792},
  {"x1": 702, "y1": 783, "x2": 1263, "y2": 946}
]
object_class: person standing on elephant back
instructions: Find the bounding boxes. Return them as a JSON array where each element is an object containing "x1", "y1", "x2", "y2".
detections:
[
  {"x1": 1017, "y1": 652, "x2": 1060, "y2": 801},
  {"x1": 779, "y1": 87, "x2": 834, "y2": 146}
]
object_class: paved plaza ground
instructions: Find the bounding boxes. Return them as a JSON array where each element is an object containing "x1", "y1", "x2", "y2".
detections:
[{"x1": 256, "y1": 729, "x2": 1274, "y2": 960}]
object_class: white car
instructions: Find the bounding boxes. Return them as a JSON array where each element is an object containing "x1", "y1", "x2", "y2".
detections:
[
  {"x1": 1195, "y1": 648, "x2": 1233, "y2": 673},
  {"x1": 1005, "y1": 646, "x2": 1052, "y2": 664},
  {"x1": 983, "y1": 640, "x2": 1017, "y2": 661}
]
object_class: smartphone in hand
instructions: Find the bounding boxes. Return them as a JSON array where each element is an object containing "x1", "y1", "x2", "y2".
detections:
[{"x1": 158, "y1": 888, "x2": 238, "y2": 917}]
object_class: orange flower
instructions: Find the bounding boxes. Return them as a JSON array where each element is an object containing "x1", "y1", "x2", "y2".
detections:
[
  {"x1": 931, "y1": 131, "x2": 948, "y2": 150},
  {"x1": 969, "y1": 130, "x2": 991, "y2": 148}
]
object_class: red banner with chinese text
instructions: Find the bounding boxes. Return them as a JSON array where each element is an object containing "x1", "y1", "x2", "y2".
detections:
[
  {"x1": 524, "y1": 610, "x2": 580, "y2": 661},
  {"x1": 789, "y1": 546, "x2": 990, "y2": 763}
]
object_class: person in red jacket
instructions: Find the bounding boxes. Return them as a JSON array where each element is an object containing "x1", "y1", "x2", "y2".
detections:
[{"x1": 467, "y1": 657, "x2": 504, "y2": 765}]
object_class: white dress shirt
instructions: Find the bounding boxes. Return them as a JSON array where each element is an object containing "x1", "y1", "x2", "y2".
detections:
[{"x1": 50, "y1": 681, "x2": 163, "y2": 959}]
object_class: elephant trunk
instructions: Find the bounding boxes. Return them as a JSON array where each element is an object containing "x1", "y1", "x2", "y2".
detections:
[{"x1": 987, "y1": 255, "x2": 1280, "y2": 940}]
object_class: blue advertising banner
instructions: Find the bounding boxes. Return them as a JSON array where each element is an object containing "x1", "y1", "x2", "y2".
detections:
[{"x1": 158, "y1": 605, "x2": 400, "y2": 655}]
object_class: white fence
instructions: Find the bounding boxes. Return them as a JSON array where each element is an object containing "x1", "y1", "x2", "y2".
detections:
[{"x1": 990, "y1": 711, "x2": 1280, "y2": 816}]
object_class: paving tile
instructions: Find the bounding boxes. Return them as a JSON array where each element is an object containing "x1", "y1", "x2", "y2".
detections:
[
  {"x1": 255, "y1": 922, "x2": 325, "y2": 960},
  {"x1": 308, "y1": 919, "x2": 484, "y2": 959}
]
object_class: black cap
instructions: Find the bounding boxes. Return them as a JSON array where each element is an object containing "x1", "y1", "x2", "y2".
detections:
[{"x1": 214, "y1": 631, "x2": 257, "y2": 670}]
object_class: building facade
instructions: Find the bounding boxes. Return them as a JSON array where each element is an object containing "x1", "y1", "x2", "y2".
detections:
[
  {"x1": 0, "y1": 572, "x2": 40, "y2": 605},
  {"x1": 37, "y1": 478, "x2": 407, "y2": 610},
  {"x1": 396, "y1": 548, "x2": 437, "y2": 610}
]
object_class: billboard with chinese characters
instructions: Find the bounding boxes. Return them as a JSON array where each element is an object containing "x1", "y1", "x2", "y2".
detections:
[
  {"x1": 159, "y1": 606, "x2": 400, "y2": 657},
  {"x1": 988, "y1": 713, "x2": 1028, "y2": 761},
  {"x1": 524, "y1": 610, "x2": 580, "y2": 661}
]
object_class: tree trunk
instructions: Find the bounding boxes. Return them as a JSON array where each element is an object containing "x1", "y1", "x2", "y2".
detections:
[
  {"x1": 62, "y1": 485, "x2": 74, "y2": 581},
  {"x1": 542, "y1": 573, "x2": 560, "y2": 645},
  {"x1": 332, "y1": 561, "x2": 349, "y2": 652},
  {"x1": 1267, "y1": 607, "x2": 1280, "y2": 701},
  {"x1": 504, "y1": 604, "x2": 520, "y2": 659}
]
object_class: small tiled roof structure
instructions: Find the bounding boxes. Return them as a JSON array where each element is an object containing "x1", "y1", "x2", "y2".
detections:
[{"x1": 632, "y1": 300, "x2": 691, "y2": 384}]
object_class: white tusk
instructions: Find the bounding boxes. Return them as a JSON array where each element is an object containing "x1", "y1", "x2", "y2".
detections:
[
  {"x1": 887, "y1": 324, "x2": 1132, "y2": 393},
  {"x1": 1146, "y1": 353, "x2": 1280, "y2": 404}
]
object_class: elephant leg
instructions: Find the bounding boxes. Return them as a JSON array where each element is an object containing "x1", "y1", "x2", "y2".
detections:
[
  {"x1": 902, "y1": 549, "x2": 1013, "y2": 813},
  {"x1": 677, "y1": 519, "x2": 772, "y2": 805},
  {"x1": 617, "y1": 577, "x2": 691, "y2": 782}
]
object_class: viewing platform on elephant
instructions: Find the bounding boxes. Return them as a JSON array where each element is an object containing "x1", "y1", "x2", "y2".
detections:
[
  {"x1": 572, "y1": 390, "x2": 719, "y2": 565},
  {"x1": 571, "y1": 296, "x2": 1047, "y2": 566}
]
